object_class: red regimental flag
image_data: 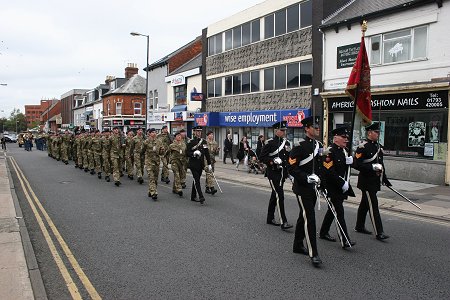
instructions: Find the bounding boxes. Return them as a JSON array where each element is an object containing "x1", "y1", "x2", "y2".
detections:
[{"x1": 345, "y1": 36, "x2": 372, "y2": 124}]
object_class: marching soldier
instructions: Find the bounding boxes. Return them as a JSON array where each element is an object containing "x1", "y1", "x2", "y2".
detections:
[
  {"x1": 186, "y1": 126, "x2": 212, "y2": 205},
  {"x1": 82, "y1": 131, "x2": 90, "y2": 172},
  {"x1": 288, "y1": 116, "x2": 323, "y2": 267},
  {"x1": 169, "y1": 131, "x2": 186, "y2": 197},
  {"x1": 71, "y1": 132, "x2": 77, "y2": 166},
  {"x1": 88, "y1": 131, "x2": 95, "y2": 175},
  {"x1": 354, "y1": 122, "x2": 391, "y2": 240},
  {"x1": 260, "y1": 121, "x2": 292, "y2": 230},
  {"x1": 110, "y1": 127, "x2": 123, "y2": 186},
  {"x1": 60, "y1": 130, "x2": 71, "y2": 164},
  {"x1": 76, "y1": 130, "x2": 84, "y2": 169},
  {"x1": 142, "y1": 128, "x2": 164, "y2": 200},
  {"x1": 101, "y1": 129, "x2": 112, "y2": 182},
  {"x1": 204, "y1": 131, "x2": 219, "y2": 195},
  {"x1": 92, "y1": 130, "x2": 103, "y2": 179},
  {"x1": 46, "y1": 132, "x2": 53, "y2": 157},
  {"x1": 133, "y1": 128, "x2": 145, "y2": 184},
  {"x1": 179, "y1": 129, "x2": 189, "y2": 189},
  {"x1": 125, "y1": 130, "x2": 135, "y2": 180},
  {"x1": 52, "y1": 132, "x2": 61, "y2": 160},
  {"x1": 157, "y1": 125, "x2": 171, "y2": 184},
  {"x1": 319, "y1": 127, "x2": 356, "y2": 248}
]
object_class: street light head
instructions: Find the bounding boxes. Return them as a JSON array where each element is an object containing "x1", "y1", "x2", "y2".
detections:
[{"x1": 130, "y1": 32, "x2": 141, "y2": 36}]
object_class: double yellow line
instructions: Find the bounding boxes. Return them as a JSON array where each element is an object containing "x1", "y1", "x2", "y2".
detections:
[{"x1": 9, "y1": 156, "x2": 101, "y2": 300}]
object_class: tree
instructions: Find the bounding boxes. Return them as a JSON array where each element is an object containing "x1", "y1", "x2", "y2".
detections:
[{"x1": 3, "y1": 108, "x2": 27, "y2": 133}]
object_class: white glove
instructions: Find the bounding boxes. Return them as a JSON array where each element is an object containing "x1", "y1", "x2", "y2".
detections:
[
  {"x1": 193, "y1": 150, "x2": 201, "y2": 157},
  {"x1": 273, "y1": 157, "x2": 282, "y2": 165},
  {"x1": 345, "y1": 156, "x2": 353, "y2": 165},
  {"x1": 342, "y1": 181, "x2": 349, "y2": 193},
  {"x1": 372, "y1": 163, "x2": 383, "y2": 171},
  {"x1": 307, "y1": 174, "x2": 321, "y2": 185},
  {"x1": 207, "y1": 165, "x2": 212, "y2": 172},
  {"x1": 288, "y1": 175, "x2": 294, "y2": 183}
]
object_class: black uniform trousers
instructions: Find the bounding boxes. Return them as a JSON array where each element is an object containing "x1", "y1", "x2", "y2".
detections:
[
  {"x1": 190, "y1": 167, "x2": 204, "y2": 200},
  {"x1": 356, "y1": 190, "x2": 383, "y2": 235},
  {"x1": 267, "y1": 173, "x2": 287, "y2": 223},
  {"x1": 320, "y1": 196, "x2": 349, "y2": 247},
  {"x1": 223, "y1": 150, "x2": 235, "y2": 164},
  {"x1": 294, "y1": 192, "x2": 318, "y2": 258}
]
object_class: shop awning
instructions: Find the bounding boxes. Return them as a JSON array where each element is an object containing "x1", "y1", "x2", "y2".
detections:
[{"x1": 171, "y1": 105, "x2": 187, "y2": 112}]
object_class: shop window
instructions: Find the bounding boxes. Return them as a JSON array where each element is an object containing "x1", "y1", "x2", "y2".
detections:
[
  {"x1": 300, "y1": 60, "x2": 312, "y2": 86},
  {"x1": 370, "y1": 26, "x2": 428, "y2": 65},
  {"x1": 225, "y1": 30, "x2": 232, "y2": 51},
  {"x1": 174, "y1": 85, "x2": 187, "y2": 105},
  {"x1": 251, "y1": 71, "x2": 260, "y2": 92},
  {"x1": 242, "y1": 72, "x2": 250, "y2": 93},
  {"x1": 300, "y1": 0, "x2": 312, "y2": 28},
  {"x1": 251, "y1": 20, "x2": 260, "y2": 43},
  {"x1": 242, "y1": 22, "x2": 251, "y2": 46},
  {"x1": 116, "y1": 102, "x2": 122, "y2": 115},
  {"x1": 287, "y1": 62, "x2": 299, "y2": 88},
  {"x1": 287, "y1": 4, "x2": 299, "y2": 33},
  {"x1": 264, "y1": 68, "x2": 274, "y2": 91},
  {"x1": 225, "y1": 76, "x2": 232, "y2": 95},
  {"x1": 134, "y1": 103, "x2": 141, "y2": 115}
]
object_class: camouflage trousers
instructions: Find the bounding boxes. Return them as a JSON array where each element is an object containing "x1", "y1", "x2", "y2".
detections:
[
  {"x1": 111, "y1": 157, "x2": 121, "y2": 182},
  {"x1": 134, "y1": 153, "x2": 144, "y2": 179},
  {"x1": 126, "y1": 154, "x2": 134, "y2": 176},
  {"x1": 94, "y1": 152, "x2": 102, "y2": 173},
  {"x1": 160, "y1": 155, "x2": 169, "y2": 179},
  {"x1": 204, "y1": 163, "x2": 215, "y2": 188},
  {"x1": 61, "y1": 146, "x2": 68, "y2": 162},
  {"x1": 102, "y1": 154, "x2": 111, "y2": 176},
  {"x1": 53, "y1": 146, "x2": 60, "y2": 160},
  {"x1": 171, "y1": 160, "x2": 183, "y2": 192},
  {"x1": 180, "y1": 158, "x2": 188, "y2": 186},
  {"x1": 88, "y1": 151, "x2": 95, "y2": 170},
  {"x1": 77, "y1": 150, "x2": 83, "y2": 167},
  {"x1": 146, "y1": 159, "x2": 160, "y2": 195},
  {"x1": 83, "y1": 150, "x2": 89, "y2": 169}
]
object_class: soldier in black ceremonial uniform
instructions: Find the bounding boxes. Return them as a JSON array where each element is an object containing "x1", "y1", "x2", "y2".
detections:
[
  {"x1": 260, "y1": 120, "x2": 293, "y2": 230},
  {"x1": 186, "y1": 126, "x2": 212, "y2": 205},
  {"x1": 288, "y1": 116, "x2": 323, "y2": 267},
  {"x1": 354, "y1": 122, "x2": 391, "y2": 240},
  {"x1": 319, "y1": 126, "x2": 356, "y2": 248}
]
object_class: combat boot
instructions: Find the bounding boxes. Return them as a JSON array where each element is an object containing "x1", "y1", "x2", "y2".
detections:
[
  {"x1": 210, "y1": 187, "x2": 218, "y2": 195},
  {"x1": 105, "y1": 176, "x2": 110, "y2": 182},
  {"x1": 205, "y1": 187, "x2": 211, "y2": 194},
  {"x1": 137, "y1": 177, "x2": 143, "y2": 184},
  {"x1": 97, "y1": 172, "x2": 102, "y2": 179},
  {"x1": 114, "y1": 181, "x2": 121, "y2": 186},
  {"x1": 128, "y1": 175, "x2": 134, "y2": 180},
  {"x1": 90, "y1": 169, "x2": 95, "y2": 175}
]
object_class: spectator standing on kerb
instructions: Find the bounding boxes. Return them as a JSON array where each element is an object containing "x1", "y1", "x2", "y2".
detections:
[{"x1": 223, "y1": 133, "x2": 235, "y2": 164}]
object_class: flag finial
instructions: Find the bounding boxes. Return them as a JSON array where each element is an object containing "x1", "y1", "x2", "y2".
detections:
[{"x1": 361, "y1": 20, "x2": 368, "y2": 34}]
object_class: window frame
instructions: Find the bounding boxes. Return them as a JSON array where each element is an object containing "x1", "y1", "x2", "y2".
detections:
[
  {"x1": 133, "y1": 102, "x2": 142, "y2": 115},
  {"x1": 116, "y1": 102, "x2": 122, "y2": 115}
]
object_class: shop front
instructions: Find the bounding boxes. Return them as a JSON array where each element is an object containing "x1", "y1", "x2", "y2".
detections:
[
  {"x1": 194, "y1": 109, "x2": 310, "y2": 160},
  {"x1": 169, "y1": 111, "x2": 196, "y2": 137},
  {"x1": 324, "y1": 88, "x2": 449, "y2": 184},
  {"x1": 102, "y1": 116, "x2": 146, "y2": 133}
]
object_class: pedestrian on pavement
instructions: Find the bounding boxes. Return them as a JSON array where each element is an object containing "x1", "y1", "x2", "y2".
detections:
[
  {"x1": 256, "y1": 135, "x2": 265, "y2": 159},
  {"x1": 235, "y1": 136, "x2": 249, "y2": 170},
  {"x1": 223, "y1": 133, "x2": 235, "y2": 164},
  {"x1": 157, "y1": 125, "x2": 172, "y2": 184},
  {"x1": 354, "y1": 121, "x2": 391, "y2": 240},
  {"x1": 1, "y1": 136, "x2": 6, "y2": 150},
  {"x1": 142, "y1": 128, "x2": 164, "y2": 200},
  {"x1": 319, "y1": 126, "x2": 356, "y2": 249},
  {"x1": 169, "y1": 131, "x2": 186, "y2": 197},
  {"x1": 205, "y1": 131, "x2": 219, "y2": 195},
  {"x1": 186, "y1": 126, "x2": 212, "y2": 205},
  {"x1": 260, "y1": 121, "x2": 292, "y2": 231},
  {"x1": 288, "y1": 116, "x2": 323, "y2": 267},
  {"x1": 133, "y1": 127, "x2": 145, "y2": 184}
]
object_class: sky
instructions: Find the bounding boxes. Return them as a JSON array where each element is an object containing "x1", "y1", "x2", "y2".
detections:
[{"x1": 0, "y1": 0, "x2": 264, "y2": 118}]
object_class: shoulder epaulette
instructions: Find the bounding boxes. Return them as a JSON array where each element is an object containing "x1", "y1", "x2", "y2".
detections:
[{"x1": 358, "y1": 141, "x2": 368, "y2": 148}]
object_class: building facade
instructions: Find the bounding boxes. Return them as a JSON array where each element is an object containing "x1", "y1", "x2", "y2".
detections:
[
  {"x1": 60, "y1": 89, "x2": 89, "y2": 127},
  {"x1": 320, "y1": 0, "x2": 450, "y2": 184}
]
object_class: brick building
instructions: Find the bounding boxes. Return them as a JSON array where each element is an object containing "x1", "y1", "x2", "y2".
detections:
[
  {"x1": 60, "y1": 89, "x2": 89, "y2": 127},
  {"x1": 24, "y1": 99, "x2": 57, "y2": 128},
  {"x1": 40, "y1": 100, "x2": 61, "y2": 132}
]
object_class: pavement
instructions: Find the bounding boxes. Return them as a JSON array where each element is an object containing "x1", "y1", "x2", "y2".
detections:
[{"x1": 1, "y1": 149, "x2": 449, "y2": 299}]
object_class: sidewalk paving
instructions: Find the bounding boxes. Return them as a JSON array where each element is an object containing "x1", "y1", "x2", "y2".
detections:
[{"x1": 1, "y1": 151, "x2": 449, "y2": 299}]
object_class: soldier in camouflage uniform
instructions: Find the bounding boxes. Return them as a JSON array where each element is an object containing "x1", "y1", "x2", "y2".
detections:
[
  {"x1": 60, "y1": 130, "x2": 71, "y2": 164},
  {"x1": 204, "y1": 131, "x2": 219, "y2": 195},
  {"x1": 157, "y1": 125, "x2": 171, "y2": 184},
  {"x1": 88, "y1": 131, "x2": 95, "y2": 175},
  {"x1": 110, "y1": 127, "x2": 123, "y2": 186},
  {"x1": 52, "y1": 132, "x2": 62, "y2": 161},
  {"x1": 179, "y1": 129, "x2": 190, "y2": 189},
  {"x1": 169, "y1": 131, "x2": 186, "y2": 197},
  {"x1": 133, "y1": 128, "x2": 145, "y2": 184},
  {"x1": 142, "y1": 128, "x2": 164, "y2": 200},
  {"x1": 76, "y1": 131, "x2": 85, "y2": 169},
  {"x1": 92, "y1": 130, "x2": 103, "y2": 179},
  {"x1": 125, "y1": 130, "x2": 135, "y2": 180},
  {"x1": 47, "y1": 133, "x2": 53, "y2": 157},
  {"x1": 71, "y1": 132, "x2": 77, "y2": 166},
  {"x1": 101, "y1": 129, "x2": 112, "y2": 182},
  {"x1": 82, "y1": 131, "x2": 90, "y2": 172}
]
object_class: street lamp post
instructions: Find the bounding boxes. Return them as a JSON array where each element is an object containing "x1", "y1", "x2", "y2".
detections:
[
  {"x1": 130, "y1": 32, "x2": 150, "y2": 129},
  {"x1": 16, "y1": 120, "x2": 19, "y2": 134}
]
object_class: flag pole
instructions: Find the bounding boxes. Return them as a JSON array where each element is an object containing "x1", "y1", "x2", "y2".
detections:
[{"x1": 348, "y1": 21, "x2": 368, "y2": 156}]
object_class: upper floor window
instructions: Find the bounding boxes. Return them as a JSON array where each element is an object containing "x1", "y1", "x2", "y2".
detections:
[
  {"x1": 370, "y1": 25, "x2": 428, "y2": 65},
  {"x1": 174, "y1": 86, "x2": 186, "y2": 105},
  {"x1": 207, "y1": 78, "x2": 222, "y2": 98},
  {"x1": 264, "y1": 60, "x2": 312, "y2": 91},
  {"x1": 209, "y1": 20, "x2": 260, "y2": 56},
  {"x1": 265, "y1": 1, "x2": 311, "y2": 39},
  {"x1": 208, "y1": 33, "x2": 223, "y2": 56},
  {"x1": 116, "y1": 102, "x2": 122, "y2": 115},
  {"x1": 134, "y1": 102, "x2": 142, "y2": 115},
  {"x1": 154, "y1": 90, "x2": 159, "y2": 109},
  {"x1": 149, "y1": 91, "x2": 153, "y2": 110}
]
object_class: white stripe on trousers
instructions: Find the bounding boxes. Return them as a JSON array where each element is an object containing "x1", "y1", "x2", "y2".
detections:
[
  {"x1": 298, "y1": 196, "x2": 313, "y2": 257},
  {"x1": 365, "y1": 191, "x2": 378, "y2": 236}
]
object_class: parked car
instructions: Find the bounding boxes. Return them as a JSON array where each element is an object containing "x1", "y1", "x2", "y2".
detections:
[{"x1": 3, "y1": 136, "x2": 17, "y2": 143}]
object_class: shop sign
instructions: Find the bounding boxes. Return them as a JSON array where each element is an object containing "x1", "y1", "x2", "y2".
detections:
[
  {"x1": 218, "y1": 109, "x2": 310, "y2": 127},
  {"x1": 194, "y1": 112, "x2": 220, "y2": 126},
  {"x1": 328, "y1": 90, "x2": 449, "y2": 112},
  {"x1": 182, "y1": 111, "x2": 195, "y2": 121},
  {"x1": 171, "y1": 75, "x2": 185, "y2": 86},
  {"x1": 112, "y1": 120, "x2": 123, "y2": 126},
  {"x1": 337, "y1": 42, "x2": 360, "y2": 69},
  {"x1": 124, "y1": 119, "x2": 145, "y2": 126},
  {"x1": 174, "y1": 112, "x2": 183, "y2": 121},
  {"x1": 102, "y1": 120, "x2": 110, "y2": 126},
  {"x1": 191, "y1": 92, "x2": 204, "y2": 101},
  {"x1": 56, "y1": 116, "x2": 62, "y2": 125}
]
